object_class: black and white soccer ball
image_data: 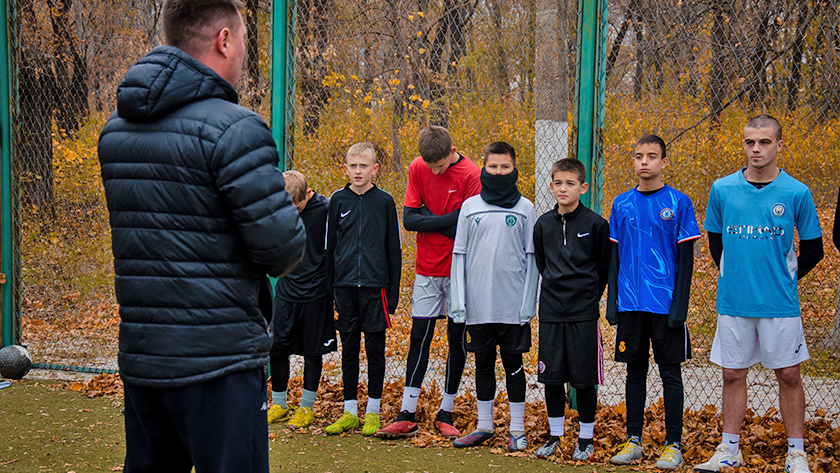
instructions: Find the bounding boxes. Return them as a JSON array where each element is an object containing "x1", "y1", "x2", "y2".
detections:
[{"x1": 0, "y1": 345, "x2": 32, "y2": 379}]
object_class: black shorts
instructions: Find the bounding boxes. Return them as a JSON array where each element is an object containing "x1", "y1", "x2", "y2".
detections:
[
  {"x1": 465, "y1": 323, "x2": 531, "y2": 354},
  {"x1": 270, "y1": 295, "x2": 337, "y2": 357},
  {"x1": 538, "y1": 320, "x2": 603, "y2": 388},
  {"x1": 614, "y1": 311, "x2": 692, "y2": 364},
  {"x1": 334, "y1": 286, "x2": 391, "y2": 333}
]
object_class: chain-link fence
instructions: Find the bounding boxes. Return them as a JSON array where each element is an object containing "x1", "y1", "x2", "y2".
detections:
[
  {"x1": 9, "y1": 0, "x2": 840, "y2": 426},
  {"x1": 599, "y1": 0, "x2": 840, "y2": 423}
]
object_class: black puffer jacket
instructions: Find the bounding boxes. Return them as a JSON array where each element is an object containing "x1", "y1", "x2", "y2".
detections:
[{"x1": 98, "y1": 46, "x2": 305, "y2": 388}]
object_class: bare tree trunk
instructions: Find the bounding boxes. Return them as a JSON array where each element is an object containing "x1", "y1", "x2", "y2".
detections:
[
  {"x1": 490, "y1": 0, "x2": 508, "y2": 96},
  {"x1": 299, "y1": 0, "x2": 332, "y2": 134},
  {"x1": 632, "y1": 1, "x2": 644, "y2": 102},
  {"x1": 605, "y1": 0, "x2": 635, "y2": 82},
  {"x1": 708, "y1": 0, "x2": 730, "y2": 128},
  {"x1": 243, "y1": 0, "x2": 261, "y2": 109},
  {"x1": 385, "y1": 0, "x2": 405, "y2": 173},
  {"x1": 47, "y1": 0, "x2": 89, "y2": 136},
  {"x1": 748, "y1": 8, "x2": 771, "y2": 106},
  {"x1": 820, "y1": 280, "x2": 840, "y2": 350},
  {"x1": 820, "y1": 1, "x2": 840, "y2": 120},
  {"x1": 534, "y1": 0, "x2": 570, "y2": 215},
  {"x1": 785, "y1": 1, "x2": 813, "y2": 112}
]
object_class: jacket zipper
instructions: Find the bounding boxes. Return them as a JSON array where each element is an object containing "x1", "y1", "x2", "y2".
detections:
[
  {"x1": 562, "y1": 216, "x2": 567, "y2": 246},
  {"x1": 357, "y1": 193, "x2": 362, "y2": 287}
]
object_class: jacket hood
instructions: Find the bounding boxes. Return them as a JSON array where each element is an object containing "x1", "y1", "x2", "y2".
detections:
[{"x1": 116, "y1": 46, "x2": 238, "y2": 121}]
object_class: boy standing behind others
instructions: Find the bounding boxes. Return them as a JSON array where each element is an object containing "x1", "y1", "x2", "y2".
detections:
[
  {"x1": 267, "y1": 170, "x2": 336, "y2": 429},
  {"x1": 325, "y1": 142, "x2": 402, "y2": 436},
  {"x1": 378, "y1": 126, "x2": 481, "y2": 439},
  {"x1": 532, "y1": 159, "x2": 610, "y2": 461},
  {"x1": 607, "y1": 135, "x2": 701, "y2": 470}
]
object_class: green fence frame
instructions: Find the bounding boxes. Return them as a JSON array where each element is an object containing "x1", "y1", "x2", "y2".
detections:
[
  {"x1": 0, "y1": 0, "x2": 610, "y2": 355},
  {"x1": 1, "y1": 0, "x2": 16, "y2": 348},
  {"x1": 576, "y1": 0, "x2": 608, "y2": 212}
]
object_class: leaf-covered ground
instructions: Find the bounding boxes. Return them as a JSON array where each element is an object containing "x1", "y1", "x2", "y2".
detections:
[{"x1": 33, "y1": 373, "x2": 840, "y2": 472}]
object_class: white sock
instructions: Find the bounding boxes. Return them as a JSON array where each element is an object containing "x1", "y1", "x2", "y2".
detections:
[
  {"x1": 722, "y1": 432, "x2": 740, "y2": 456},
  {"x1": 548, "y1": 416, "x2": 565, "y2": 437},
  {"x1": 509, "y1": 401, "x2": 525, "y2": 433},
  {"x1": 366, "y1": 398, "x2": 380, "y2": 415},
  {"x1": 271, "y1": 391, "x2": 287, "y2": 409},
  {"x1": 579, "y1": 421, "x2": 594, "y2": 440},
  {"x1": 400, "y1": 387, "x2": 421, "y2": 413},
  {"x1": 440, "y1": 392, "x2": 457, "y2": 412},
  {"x1": 788, "y1": 437, "x2": 804, "y2": 453},
  {"x1": 477, "y1": 400, "x2": 494, "y2": 432},
  {"x1": 344, "y1": 399, "x2": 358, "y2": 416}
]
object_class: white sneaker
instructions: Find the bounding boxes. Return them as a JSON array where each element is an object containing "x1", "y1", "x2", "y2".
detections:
[
  {"x1": 694, "y1": 443, "x2": 743, "y2": 472},
  {"x1": 785, "y1": 448, "x2": 811, "y2": 473}
]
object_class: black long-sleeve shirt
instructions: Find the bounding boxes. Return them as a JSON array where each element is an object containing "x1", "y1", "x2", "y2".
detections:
[
  {"x1": 326, "y1": 184, "x2": 402, "y2": 313},
  {"x1": 533, "y1": 203, "x2": 610, "y2": 323}
]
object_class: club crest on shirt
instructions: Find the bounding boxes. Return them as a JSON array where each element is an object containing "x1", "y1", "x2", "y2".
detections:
[
  {"x1": 538, "y1": 361, "x2": 546, "y2": 373},
  {"x1": 505, "y1": 215, "x2": 517, "y2": 228},
  {"x1": 618, "y1": 340, "x2": 626, "y2": 352},
  {"x1": 772, "y1": 203, "x2": 786, "y2": 217},
  {"x1": 660, "y1": 208, "x2": 674, "y2": 220}
]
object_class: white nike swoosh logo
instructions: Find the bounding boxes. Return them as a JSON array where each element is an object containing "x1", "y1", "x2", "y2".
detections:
[
  {"x1": 341, "y1": 210, "x2": 351, "y2": 218},
  {"x1": 577, "y1": 232, "x2": 589, "y2": 238},
  {"x1": 324, "y1": 339, "x2": 334, "y2": 347},
  {"x1": 448, "y1": 189, "x2": 457, "y2": 193}
]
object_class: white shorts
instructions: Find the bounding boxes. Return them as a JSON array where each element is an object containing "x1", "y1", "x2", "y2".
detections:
[
  {"x1": 410, "y1": 275, "x2": 451, "y2": 319},
  {"x1": 710, "y1": 314, "x2": 809, "y2": 370}
]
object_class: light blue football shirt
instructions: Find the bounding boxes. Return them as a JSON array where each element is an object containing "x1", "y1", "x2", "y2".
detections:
[
  {"x1": 609, "y1": 185, "x2": 701, "y2": 315},
  {"x1": 704, "y1": 169, "x2": 822, "y2": 318}
]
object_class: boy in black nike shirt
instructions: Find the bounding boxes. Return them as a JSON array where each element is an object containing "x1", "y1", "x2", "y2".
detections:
[
  {"x1": 325, "y1": 142, "x2": 402, "y2": 436},
  {"x1": 532, "y1": 159, "x2": 610, "y2": 461}
]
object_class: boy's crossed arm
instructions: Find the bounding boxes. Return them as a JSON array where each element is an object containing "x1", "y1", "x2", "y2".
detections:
[{"x1": 403, "y1": 205, "x2": 459, "y2": 239}]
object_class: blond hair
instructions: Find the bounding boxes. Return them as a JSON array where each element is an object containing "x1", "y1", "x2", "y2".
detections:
[
  {"x1": 346, "y1": 141, "x2": 377, "y2": 163},
  {"x1": 282, "y1": 170, "x2": 307, "y2": 204}
]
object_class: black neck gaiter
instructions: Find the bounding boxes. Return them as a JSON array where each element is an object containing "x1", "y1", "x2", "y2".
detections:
[{"x1": 480, "y1": 167, "x2": 521, "y2": 208}]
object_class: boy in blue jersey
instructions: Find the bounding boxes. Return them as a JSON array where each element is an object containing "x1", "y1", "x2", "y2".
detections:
[
  {"x1": 533, "y1": 159, "x2": 610, "y2": 461},
  {"x1": 268, "y1": 170, "x2": 335, "y2": 429},
  {"x1": 606, "y1": 134, "x2": 701, "y2": 470},
  {"x1": 695, "y1": 116, "x2": 823, "y2": 473}
]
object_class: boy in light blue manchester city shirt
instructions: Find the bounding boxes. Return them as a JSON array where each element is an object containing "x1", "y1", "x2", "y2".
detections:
[{"x1": 695, "y1": 115, "x2": 823, "y2": 473}]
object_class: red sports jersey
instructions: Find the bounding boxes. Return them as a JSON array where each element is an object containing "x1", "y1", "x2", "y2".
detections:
[{"x1": 404, "y1": 154, "x2": 481, "y2": 276}]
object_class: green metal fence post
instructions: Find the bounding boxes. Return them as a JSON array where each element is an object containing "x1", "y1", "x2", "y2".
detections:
[
  {"x1": 0, "y1": 0, "x2": 16, "y2": 347},
  {"x1": 570, "y1": 0, "x2": 608, "y2": 410},
  {"x1": 271, "y1": 0, "x2": 288, "y2": 171},
  {"x1": 576, "y1": 0, "x2": 606, "y2": 211}
]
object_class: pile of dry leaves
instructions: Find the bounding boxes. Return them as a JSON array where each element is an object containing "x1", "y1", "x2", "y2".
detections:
[{"x1": 71, "y1": 373, "x2": 839, "y2": 471}]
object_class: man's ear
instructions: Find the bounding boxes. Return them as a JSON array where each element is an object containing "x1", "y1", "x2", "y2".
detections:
[{"x1": 215, "y1": 27, "x2": 233, "y2": 58}]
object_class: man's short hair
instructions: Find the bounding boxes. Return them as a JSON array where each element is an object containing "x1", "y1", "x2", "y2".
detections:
[
  {"x1": 745, "y1": 114, "x2": 783, "y2": 140},
  {"x1": 551, "y1": 158, "x2": 586, "y2": 184},
  {"x1": 483, "y1": 141, "x2": 516, "y2": 165},
  {"x1": 418, "y1": 126, "x2": 452, "y2": 164},
  {"x1": 346, "y1": 141, "x2": 377, "y2": 163},
  {"x1": 635, "y1": 134, "x2": 667, "y2": 160},
  {"x1": 282, "y1": 170, "x2": 307, "y2": 204},
  {"x1": 162, "y1": 0, "x2": 244, "y2": 57}
]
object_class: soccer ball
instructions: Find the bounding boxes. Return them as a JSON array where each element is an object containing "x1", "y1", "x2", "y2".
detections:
[{"x1": 0, "y1": 345, "x2": 32, "y2": 379}]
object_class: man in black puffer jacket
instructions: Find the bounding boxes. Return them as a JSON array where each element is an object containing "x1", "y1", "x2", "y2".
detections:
[{"x1": 97, "y1": 1, "x2": 305, "y2": 471}]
